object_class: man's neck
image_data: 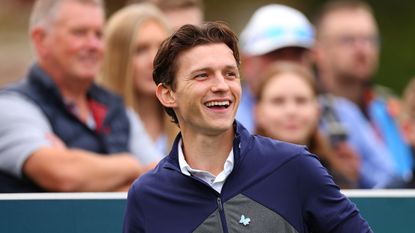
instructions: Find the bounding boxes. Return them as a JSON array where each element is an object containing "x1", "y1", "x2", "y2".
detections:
[
  {"x1": 181, "y1": 127, "x2": 235, "y2": 176},
  {"x1": 323, "y1": 73, "x2": 371, "y2": 107},
  {"x1": 58, "y1": 79, "x2": 92, "y2": 122},
  {"x1": 332, "y1": 79, "x2": 365, "y2": 105},
  {"x1": 39, "y1": 63, "x2": 91, "y2": 100},
  {"x1": 41, "y1": 64, "x2": 92, "y2": 122},
  {"x1": 59, "y1": 83, "x2": 89, "y2": 101}
]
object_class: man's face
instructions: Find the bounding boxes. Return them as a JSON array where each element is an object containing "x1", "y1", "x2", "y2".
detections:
[
  {"x1": 316, "y1": 8, "x2": 379, "y2": 83},
  {"x1": 171, "y1": 43, "x2": 241, "y2": 136},
  {"x1": 39, "y1": 1, "x2": 104, "y2": 83}
]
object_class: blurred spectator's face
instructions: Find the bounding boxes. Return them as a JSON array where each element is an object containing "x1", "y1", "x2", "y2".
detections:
[
  {"x1": 133, "y1": 20, "x2": 168, "y2": 96},
  {"x1": 37, "y1": 1, "x2": 104, "y2": 82},
  {"x1": 164, "y1": 7, "x2": 203, "y2": 30},
  {"x1": 255, "y1": 72, "x2": 318, "y2": 145},
  {"x1": 316, "y1": 8, "x2": 379, "y2": 83}
]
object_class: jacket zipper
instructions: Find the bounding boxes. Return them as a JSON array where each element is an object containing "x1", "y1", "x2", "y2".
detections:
[
  {"x1": 168, "y1": 161, "x2": 231, "y2": 232},
  {"x1": 217, "y1": 197, "x2": 229, "y2": 233}
]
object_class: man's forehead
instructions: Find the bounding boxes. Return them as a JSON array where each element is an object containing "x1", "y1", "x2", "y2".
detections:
[
  {"x1": 177, "y1": 43, "x2": 237, "y2": 71},
  {"x1": 319, "y1": 10, "x2": 377, "y2": 38},
  {"x1": 321, "y1": 8, "x2": 375, "y2": 28}
]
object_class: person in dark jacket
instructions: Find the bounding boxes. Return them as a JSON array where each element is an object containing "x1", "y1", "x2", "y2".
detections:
[
  {"x1": 0, "y1": 0, "x2": 161, "y2": 192},
  {"x1": 123, "y1": 21, "x2": 373, "y2": 233}
]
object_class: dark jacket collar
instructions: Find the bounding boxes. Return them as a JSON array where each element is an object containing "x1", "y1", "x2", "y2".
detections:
[
  {"x1": 27, "y1": 63, "x2": 122, "y2": 107},
  {"x1": 28, "y1": 64, "x2": 63, "y2": 100},
  {"x1": 163, "y1": 121, "x2": 253, "y2": 172}
]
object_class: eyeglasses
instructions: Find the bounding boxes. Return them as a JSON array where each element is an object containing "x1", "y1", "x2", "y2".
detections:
[{"x1": 329, "y1": 34, "x2": 380, "y2": 47}]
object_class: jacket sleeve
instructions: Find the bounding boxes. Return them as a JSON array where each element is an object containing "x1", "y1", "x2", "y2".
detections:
[
  {"x1": 299, "y1": 151, "x2": 373, "y2": 233},
  {"x1": 0, "y1": 93, "x2": 53, "y2": 177},
  {"x1": 123, "y1": 182, "x2": 145, "y2": 233}
]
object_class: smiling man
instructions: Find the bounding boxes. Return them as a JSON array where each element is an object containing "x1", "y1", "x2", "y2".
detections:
[
  {"x1": 123, "y1": 22, "x2": 372, "y2": 233},
  {"x1": 0, "y1": 0, "x2": 162, "y2": 192}
]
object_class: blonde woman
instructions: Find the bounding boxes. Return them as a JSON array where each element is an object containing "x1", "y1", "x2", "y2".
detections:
[
  {"x1": 100, "y1": 3, "x2": 177, "y2": 154},
  {"x1": 254, "y1": 62, "x2": 360, "y2": 188}
]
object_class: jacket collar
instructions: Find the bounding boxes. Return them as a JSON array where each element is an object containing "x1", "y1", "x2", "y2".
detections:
[
  {"x1": 28, "y1": 63, "x2": 122, "y2": 107},
  {"x1": 28, "y1": 64, "x2": 63, "y2": 100},
  {"x1": 163, "y1": 121, "x2": 253, "y2": 172}
]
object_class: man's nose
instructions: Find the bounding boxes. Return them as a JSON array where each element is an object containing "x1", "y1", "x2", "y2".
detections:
[
  {"x1": 86, "y1": 32, "x2": 103, "y2": 50},
  {"x1": 211, "y1": 74, "x2": 230, "y2": 92}
]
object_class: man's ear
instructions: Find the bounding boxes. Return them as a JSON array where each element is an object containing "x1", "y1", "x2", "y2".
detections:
[
  {"x1": 31, "y1": 27, "x2": 47, "y2": 58},
  {"x1": 156, "y1": 83, "x2": 176, "y2": 108}
]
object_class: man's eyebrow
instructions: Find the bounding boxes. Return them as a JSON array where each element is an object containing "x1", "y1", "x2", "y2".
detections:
[
  {"x1": 188, "y1": 64, "x2": 239, "y2": 74},
  {"x1": 190, "y1": 67, "x2": 210, "y2": 73}
]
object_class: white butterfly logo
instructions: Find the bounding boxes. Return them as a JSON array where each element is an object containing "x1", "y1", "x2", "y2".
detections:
[{"x1": 239, "y1": 214, "x2": 251, "y2": 226}]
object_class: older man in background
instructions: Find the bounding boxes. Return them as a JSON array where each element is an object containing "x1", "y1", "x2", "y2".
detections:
[{"x1": 0, "y1": 0, "x2": 161, "y2": 192}]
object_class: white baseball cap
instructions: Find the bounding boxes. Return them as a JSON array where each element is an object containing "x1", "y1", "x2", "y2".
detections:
[{"x1": 240, "y1": 4, "x2": 315, "y2": 56}]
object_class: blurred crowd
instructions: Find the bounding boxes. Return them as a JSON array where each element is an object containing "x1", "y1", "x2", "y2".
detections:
[{"x1": 0, "y1": 0, "x2": 414, "y2": 192}]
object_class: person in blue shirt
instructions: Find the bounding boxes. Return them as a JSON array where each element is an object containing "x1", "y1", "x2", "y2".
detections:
[
  {"x1": 123, "y1": 21, "x2": 372, "y2": 233},
  {"x1": 313, "y1": 0, "x2": 412, "y2": 186}
]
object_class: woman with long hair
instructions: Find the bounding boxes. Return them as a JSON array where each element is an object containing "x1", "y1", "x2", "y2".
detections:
[
  {"x1": 100, "y1": 3, "x2": 178, "y2": 154},
  {"x1": 254, "y1": 61, "x2": 360, "y2": 188}
]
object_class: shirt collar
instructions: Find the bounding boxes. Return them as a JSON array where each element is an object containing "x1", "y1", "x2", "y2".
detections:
[{"x1": 178, "y1": 139, "x2": 234, "y2": 177}]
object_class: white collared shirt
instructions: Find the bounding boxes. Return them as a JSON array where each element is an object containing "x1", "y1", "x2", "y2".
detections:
[{"x1": 178, "y1": 139, "x2": 234, "y2": 193}]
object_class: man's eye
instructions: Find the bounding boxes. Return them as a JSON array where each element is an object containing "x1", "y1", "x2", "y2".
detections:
[
  {"x1": 194, "y1": 73, "x2": 208, "y2": 79},
  {"x1": 95, "y1": 31, "x2": 103, "y2": 39},
  {"x1": 73, "y1": 29, "x2": 86, "y2": 36},
  {"x1": 226, "y1": 72, "x2": 237, "y2": 78}
]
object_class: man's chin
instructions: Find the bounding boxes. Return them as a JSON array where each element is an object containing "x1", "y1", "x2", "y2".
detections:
[
  {"x1": 71, "y1": 74, "x2": 96, "y2": 85},
  {"x1": 76, "y1": 68, "x2": 99, "y2": 80},
  {"x1": 205, "y1": 121, "x2": 234, "y2": 135},
  {"x1": 79, "y1": 74, "x2": 96, "y2": 81},
  {"x1": 350, "y1": 66, "x2": 376, "y2": 80}
]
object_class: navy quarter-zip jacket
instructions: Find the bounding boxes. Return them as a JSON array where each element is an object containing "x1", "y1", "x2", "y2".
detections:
[{"x1": 123, "y1": 121, "x2": 372, "y2": 233}]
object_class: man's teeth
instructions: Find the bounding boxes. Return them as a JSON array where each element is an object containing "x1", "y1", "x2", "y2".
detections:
[{"x1": 206, "y1": 101, "x2": 230, "y2": 107}]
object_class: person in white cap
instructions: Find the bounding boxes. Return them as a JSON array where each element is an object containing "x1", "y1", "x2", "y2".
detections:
[{"x1": 237, "y1": 4, "x2": 315, "y2": 132}]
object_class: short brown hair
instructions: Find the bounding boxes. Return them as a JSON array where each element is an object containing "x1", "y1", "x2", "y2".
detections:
[{"x1": 153, "y1": 21, "x2": 240, "y2": 124}]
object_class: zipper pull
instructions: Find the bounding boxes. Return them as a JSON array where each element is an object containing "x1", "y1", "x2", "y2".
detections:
[{"x1": 217, "y1": 197, "x2": 223, "y2": 211}]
